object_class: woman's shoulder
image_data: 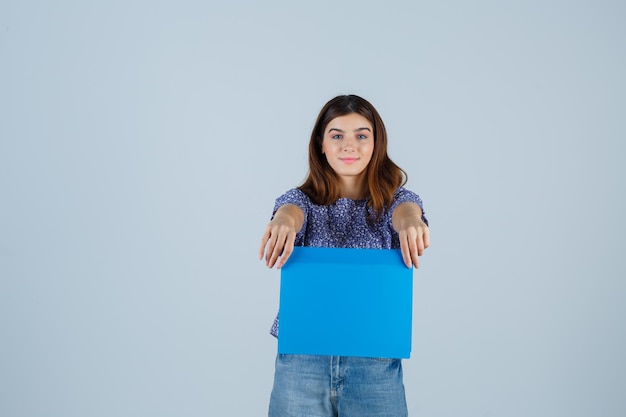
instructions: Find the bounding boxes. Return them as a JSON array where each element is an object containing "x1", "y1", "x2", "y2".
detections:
[
  {"x1": 277, "y1": 187, "x2": 310, "y2": 201},
  {"x1": 393, "y1": 186, "x2": 419, "y2": 199},
  {"x1": 391, "y1": 186, "x2": 424, "y2": 207},
  {"x1": 274, "y1": 187, "x2": 312, "y2": 210}
]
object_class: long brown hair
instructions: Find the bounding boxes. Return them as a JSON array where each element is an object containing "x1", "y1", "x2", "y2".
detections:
[{"x1": 299, "y1": 95, "x2": 407, "y2": 219}]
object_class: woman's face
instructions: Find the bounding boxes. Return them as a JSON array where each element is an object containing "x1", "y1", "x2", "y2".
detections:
[{"x1": 321, "y1": 113, "x2": 374, "y2": 182}]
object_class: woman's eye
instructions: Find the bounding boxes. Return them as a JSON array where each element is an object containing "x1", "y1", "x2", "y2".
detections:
[
  {"x1": 332, "y1": 134, "x2": 342, "y2": 139},
  {"x1": 358, "y1": 134, "x2": 368, "y2": 139}
]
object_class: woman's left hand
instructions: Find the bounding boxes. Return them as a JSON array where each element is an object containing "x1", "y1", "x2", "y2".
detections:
[{"x1": 392, "y1": 202, "x2": 430, "y2": 268}]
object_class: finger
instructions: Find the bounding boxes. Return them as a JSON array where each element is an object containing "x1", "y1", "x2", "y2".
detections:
[
  {"x1": 276, "y1": 232, "x2": 296, "y2": 269},
  {"x1": 416, "y1": 230, "x2": 425, "y2": 257},
  {"x1": 423, "y1": 227, "x2": 430, "y2": 249},
  {"x1": 406, "y1": 227, "x2": 423, "y2": 268},
  {"x1": 258, "y1": 228, "x2": 271, "y2": 260},
  {"x1": 408, "y1": 232, "x2": 420, "y2": 269},
  {"x1": 268, "y1": 229, "x2": 289, "y2": 268},
  {"x1": 265, "y1": 231, "x2": 279, "y2": 266},
  {"x1": 267, "y1": 237, "x2": 282, "y2": 268},
  {"x1": 399, "y1": 231, "x2": 412, "y2": 268}
]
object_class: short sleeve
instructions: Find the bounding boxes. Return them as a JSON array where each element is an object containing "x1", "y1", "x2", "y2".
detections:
[
  {"x1": 389, "y1": 187, "x2": 429, "y2": 226},
  {"x1": 271, "y1": 188, "x2": 310, "y2": 244}
]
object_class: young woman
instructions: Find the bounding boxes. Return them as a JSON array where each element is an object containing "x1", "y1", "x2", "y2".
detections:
[{"x1": 259, "y1": 94, "x2": 430, "y2": 417}]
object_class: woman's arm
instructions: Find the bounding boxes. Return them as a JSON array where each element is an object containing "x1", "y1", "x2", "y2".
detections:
[
  {"x1": 259, "y1": 204, "x2": 305, "y2": 269},
  {"x1": 392, "y1": 202, "x2": 430, "y2": 268}
]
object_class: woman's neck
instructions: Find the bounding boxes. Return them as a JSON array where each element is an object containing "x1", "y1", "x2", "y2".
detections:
[{"x1": 338, "y1": 177, "x2": 368, "y2": 200}]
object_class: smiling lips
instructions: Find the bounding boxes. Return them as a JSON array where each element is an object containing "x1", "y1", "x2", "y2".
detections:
[{"x1": 340, "y1": 158, "x2": 359, "y2": 164}]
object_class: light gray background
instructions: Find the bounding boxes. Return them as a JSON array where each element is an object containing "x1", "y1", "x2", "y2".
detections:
[{"x1": 1, "y1": 1, "x2": 624, "y2": 416}]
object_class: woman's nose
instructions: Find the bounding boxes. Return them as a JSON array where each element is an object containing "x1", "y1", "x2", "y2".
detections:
[{"x1": 343, "y1": 136, "x2": 357, "y2": 150}]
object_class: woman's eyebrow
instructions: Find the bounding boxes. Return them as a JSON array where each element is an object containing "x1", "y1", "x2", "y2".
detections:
[{"x1": 327, "y1": 127, "x2": 372, "y2": 133}]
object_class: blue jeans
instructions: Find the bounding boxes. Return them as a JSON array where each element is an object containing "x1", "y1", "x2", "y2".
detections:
[{"x1": 269, "y1": 354, "x2": 408, "y2": 417}]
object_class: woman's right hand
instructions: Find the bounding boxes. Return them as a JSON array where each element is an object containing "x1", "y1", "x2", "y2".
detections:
[{"x1": 258, "y1": 204, "x2": 305, "y2": 269}]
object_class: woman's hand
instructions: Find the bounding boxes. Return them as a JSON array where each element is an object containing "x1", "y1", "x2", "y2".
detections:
[
  {"x1": 392, "y1": 202, "x2": 430, "y2": 268},
  {"x1": 258, "y1": 204, "x2": 305, "y2": 269}
]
